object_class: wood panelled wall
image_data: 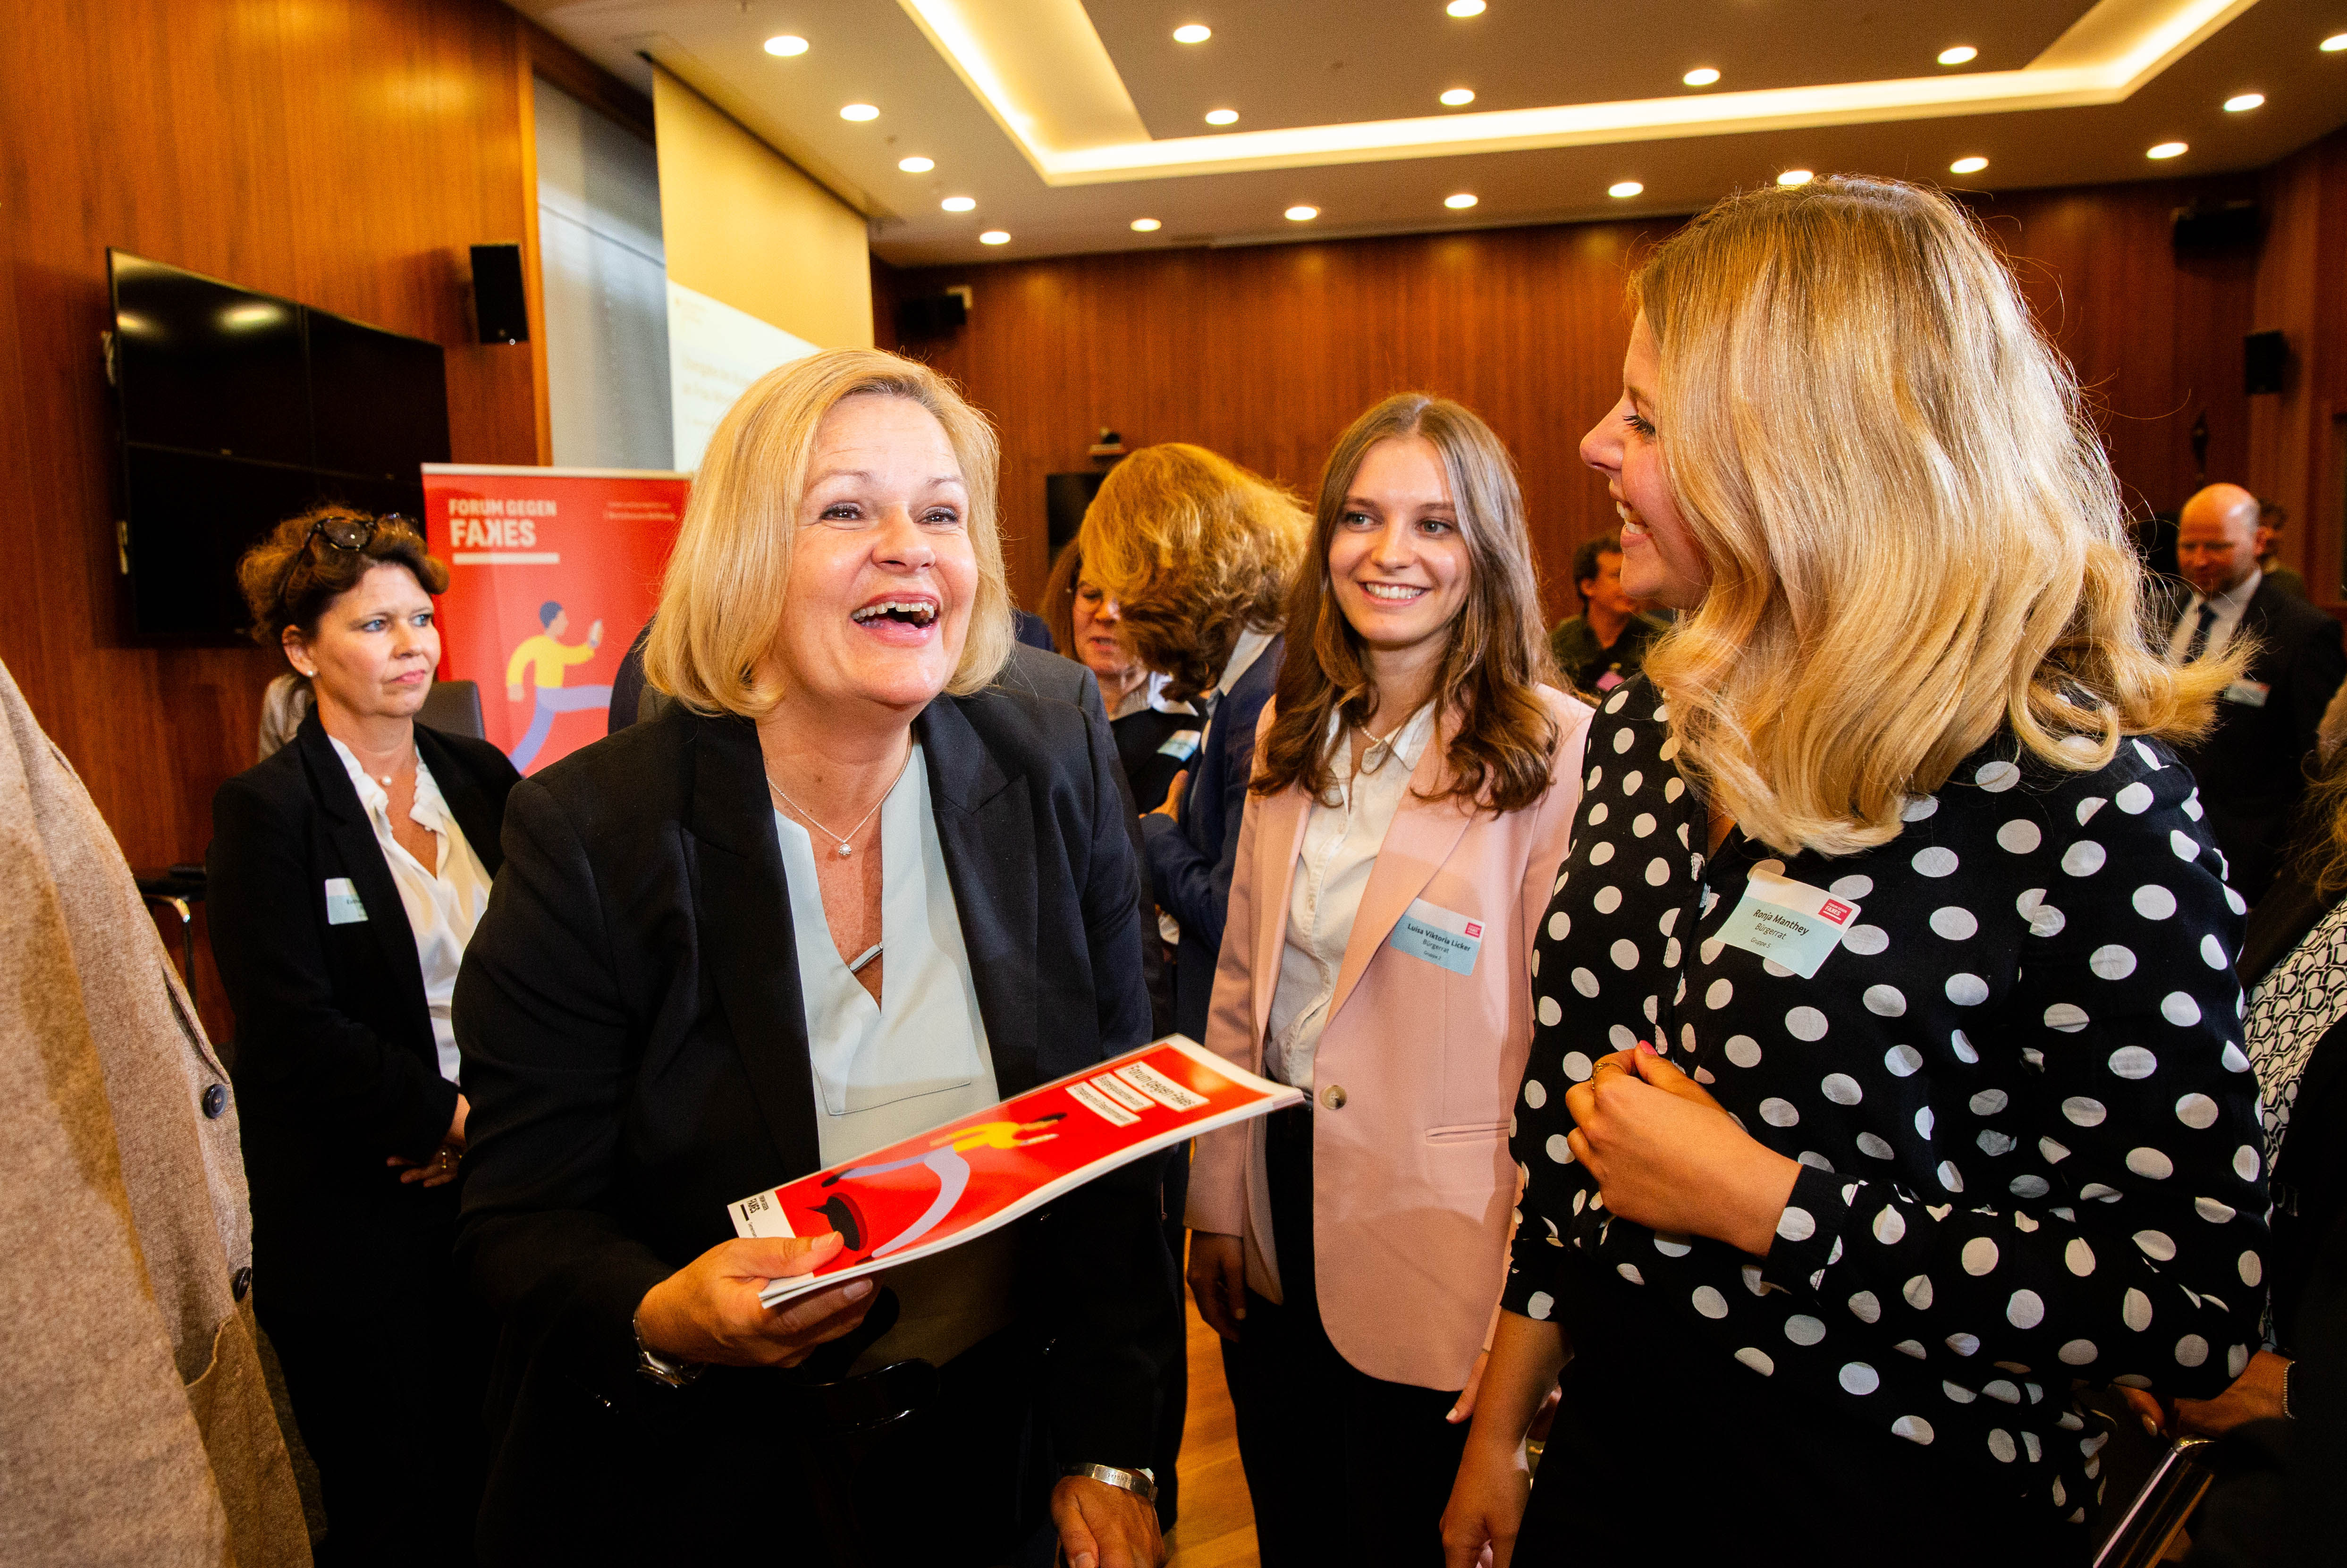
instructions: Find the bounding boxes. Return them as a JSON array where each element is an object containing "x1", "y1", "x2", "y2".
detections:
[
  {"x1": 0, "y1": 0, "x2": 569, "y2": 1036},
  {"x1": 883, "y1": 164, "x2": 2338, "y2": 622}
]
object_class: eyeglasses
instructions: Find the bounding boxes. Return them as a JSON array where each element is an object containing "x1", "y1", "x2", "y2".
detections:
[{"x1": 272, "y1": 513, "x2": 406, "y2": 612}]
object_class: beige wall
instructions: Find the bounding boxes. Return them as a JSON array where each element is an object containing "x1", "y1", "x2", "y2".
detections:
[{"x1": 652, "y1": 69, "x2": 872, "y2": 349}]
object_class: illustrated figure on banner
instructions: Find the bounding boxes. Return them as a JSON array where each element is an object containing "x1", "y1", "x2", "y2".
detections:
[
  {"x1": 504, "y1": 601, "x2": 609, "y2": 769},
  {"x1": 812, "y1": 1114, "x2": 1067, "y2": 1259}
]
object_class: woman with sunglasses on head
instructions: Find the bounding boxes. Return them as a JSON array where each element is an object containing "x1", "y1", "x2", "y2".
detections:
[{"x1": 208, "y1": 507, "x2": 520, "y2": 1566}]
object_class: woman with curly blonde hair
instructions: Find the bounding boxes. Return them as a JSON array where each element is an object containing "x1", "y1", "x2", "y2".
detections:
[{"x1": 1445, "y1": 177, "x2": 2266, "y2": 1568}]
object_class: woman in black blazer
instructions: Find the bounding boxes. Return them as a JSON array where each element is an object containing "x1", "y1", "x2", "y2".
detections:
[
  {"x1": 208, "y1": 509, "x2": 520, "y2": 1566},
  {"x1": 452, "y1": 349, "x2": 1180, "y2": 1567}
]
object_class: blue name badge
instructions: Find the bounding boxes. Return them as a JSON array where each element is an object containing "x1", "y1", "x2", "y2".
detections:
[
  {"x1": 324, "y1": 877, "x2": 369, "y2": 925},
  {"x1": 1388, "y1": 898, "x2": 1483, "y2": 976},
  {"x1": 1157, "y1": 728, "x2": 1202, "y2": 761},
  {"x1": 1714, "y1": 869, "x2": 1859, "y2": 980}
]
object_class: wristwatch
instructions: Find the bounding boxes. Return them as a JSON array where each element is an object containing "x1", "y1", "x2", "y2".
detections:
[
  {"x1": 1064, "y1": 1463, "x2": 1158, "y2": 1505},
  {"x1": 632, "y1": 1310, "x2": 704, "y2": 1389}
]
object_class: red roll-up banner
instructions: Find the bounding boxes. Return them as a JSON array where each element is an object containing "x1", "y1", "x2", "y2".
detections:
[{"x1": 421, "y1": 464, "x2": 690, "y2": 775}]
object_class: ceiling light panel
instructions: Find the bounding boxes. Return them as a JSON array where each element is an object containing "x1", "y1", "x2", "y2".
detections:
[
  {"x1": 1950, "y1": 155, "x2": 1989, "y2": 173},
  {"x1": 2222, "y1": 92, "x2": 2263, "y2": 110},
  {"x1": 1938, "y1": 45, "x2": 1978, "y2": 66},
  {"x1": 1683, "y1": 68, "x2": 1721, "y2": 88},
  {"x1": 1608, "y1": 180, "x2": 1643, "y2": 198},
  {"x1": 1441, "y1": 88, "x2": 1476, "y2": 107},
  {"x1": 1204, "y1": 108, "x2": 1239, "y2": 126},
  {"x1": 839, "y1": 102, "x2": 879, "y2": 121},
  {"x1": 1284, "y1": 204, "x2": 1319, "y2": 221},
  {"x1": 1130, "y1": 217, "x2": 1162, "y2": 231},
  {"x1": 1447, "y1": 1, "x2": 1486, "y2": 17},
  {"x1": 979, "y1": 229, "x2": 1011, "y2": 244},
  {"x1": 1444, "y1": 192, "x2": 1478, "y2": 208},
  {"x1": 898, "y1": 155, "x2": 936, "y2": 172},
  {"x1": 764, "y1": 35, "x2": 809, "y2": 58},
  {"x1": 2146, "y1": 141, "x2": 2188, "y2": 158},
  {"x1": 940, "y1": 195, "x2": 977, "y2": 211},
  {"x1": 1172, "y1": 24, "x2": 1210, "y2": 44}
]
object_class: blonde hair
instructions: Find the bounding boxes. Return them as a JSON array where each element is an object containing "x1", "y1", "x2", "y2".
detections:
[
  {"x1": 645, "y1": 348, "x2": 1013, "y2": 716},
  {"x1": 1256, "y1": 394, "x2": 1561, "y2": 813},
  {"x1": 1076, "y1": 444, "x2": 1310, "y2": 703},
  {"x1": 1633, "y1": 176, "x2": 2236, "y2": 855}
]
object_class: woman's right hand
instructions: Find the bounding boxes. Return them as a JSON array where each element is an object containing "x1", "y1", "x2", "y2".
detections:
[
  {"x1": 633, "y1": 1233, "x2": 879, "y2": 1367},
  {"x1": 1187, "y1": 1231, "x2": 1247, "y2": 1340},
  {"x1": 1441, "y1": 1433, "x2": 1532, "y2": 1568}
]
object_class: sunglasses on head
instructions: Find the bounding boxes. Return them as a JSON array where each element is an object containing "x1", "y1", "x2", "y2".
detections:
[{"x1": 272, "y1": 512, "x2": 409, "y2": 613}]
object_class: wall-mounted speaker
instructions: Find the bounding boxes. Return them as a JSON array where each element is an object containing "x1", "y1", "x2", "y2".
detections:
[
  {"x1": 895, "y1": 291, "x2": 969, "y2": 340},
  {"x1": 2245, "y1": 329, "x2": 2287, "y2": 396},
  {"x1": 2171, "y1": 200, "x2": 2262, "y2": 259},
  {"x1": 1046, "y1": 471, "x2": 1106, "y2": 556},
  {"x1": 470, "y1": 244, "x2": 529, "y2": 345}
]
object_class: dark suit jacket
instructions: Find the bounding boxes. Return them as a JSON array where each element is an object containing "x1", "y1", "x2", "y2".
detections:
[
  {"x1": 2170, "y1": 578, "x2": 2347, "y2": 902},
  {"x1": 207, "y1": 714, "x2": 518, "y2": 1311},
  {"x1": 1141, "y1": 635, "x2": 1283, "y2": 1042},
  {"x1": 451, "y1": 684, "x2": 1178, "y2": 1555}
]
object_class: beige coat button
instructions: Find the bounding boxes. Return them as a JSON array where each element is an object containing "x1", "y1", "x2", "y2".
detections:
[{"x1": 1322, "y1": 1084, "x2": 1346, "y2": 1110}]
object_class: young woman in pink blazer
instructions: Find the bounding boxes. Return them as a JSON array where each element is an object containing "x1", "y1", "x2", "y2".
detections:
[{"x1": 1186, "y1": 394, "x2": 1592, "y2": 1567}]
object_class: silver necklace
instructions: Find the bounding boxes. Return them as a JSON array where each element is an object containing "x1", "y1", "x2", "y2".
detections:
[{"x1": 765, "y1": 750, "x2": 912, "y2": 858}]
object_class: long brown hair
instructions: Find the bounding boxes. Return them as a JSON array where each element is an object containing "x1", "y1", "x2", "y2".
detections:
[{"x1": 1255, "y1": 394, "x2": 1560, "y2": 813}]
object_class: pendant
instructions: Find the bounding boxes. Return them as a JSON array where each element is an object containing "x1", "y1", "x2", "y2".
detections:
[{"x1": 837, "y1": 842, "x2": 855, "y2": 857}]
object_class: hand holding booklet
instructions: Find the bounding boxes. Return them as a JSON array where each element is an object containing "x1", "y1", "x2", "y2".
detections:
[{"x1": 729, "y1": 1035, "x2": 1303, "y2": 1307}]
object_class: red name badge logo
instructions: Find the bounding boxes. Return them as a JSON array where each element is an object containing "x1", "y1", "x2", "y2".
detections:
[
  {"x1": 1465, "y1": 921, "x2": 1483, "y2": 938},
  {"x1": 1819, "y1": 899, "x2": 1854, "y2": 926}
]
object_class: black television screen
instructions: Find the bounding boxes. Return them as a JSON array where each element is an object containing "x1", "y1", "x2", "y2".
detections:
[{"x1": 107, "y1": 249, "x2": 450, "y2": 641}]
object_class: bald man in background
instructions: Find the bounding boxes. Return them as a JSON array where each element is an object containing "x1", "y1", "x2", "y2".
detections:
[{"x1": 2166, "y1": 482, "x2": 2346, "y2": 903}]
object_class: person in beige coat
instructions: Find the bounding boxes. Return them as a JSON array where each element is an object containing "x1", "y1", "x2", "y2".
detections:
[{"x1": 0, "y1": 658, "x2": 309, "y2": 1568}]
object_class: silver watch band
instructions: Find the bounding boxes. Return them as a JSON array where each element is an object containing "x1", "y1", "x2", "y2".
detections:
[
  {"x1": 1064, "y1": 1462, "x2": 1157, "y2": 1504},
  {"x1": 631, "y1": 1310, "x2": 703, "y2": 1388}
]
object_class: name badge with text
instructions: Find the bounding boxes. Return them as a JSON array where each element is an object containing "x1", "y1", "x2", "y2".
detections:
[
  {"x1": 324, "y1": 877, "x2": 369, "y2": 926},
  {"x1": 1714, "y1": 870, "x2": 1859, "y2": 979},
  {"x1": 1388, "y1": 899, "x2": 1483, "y2": 976},
  {"x1": 2223, "y1": 679, "x2": 2271, "y2": 708}
]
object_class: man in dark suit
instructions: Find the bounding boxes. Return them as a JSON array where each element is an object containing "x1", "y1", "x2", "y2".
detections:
[{"x1": 2167, "y1": 483, "x2": 2347, "y2": 904}]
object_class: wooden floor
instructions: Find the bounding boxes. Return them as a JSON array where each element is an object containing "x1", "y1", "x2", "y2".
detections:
[{"x1": 1166, "y1": 1297, "x2": 1260, "y2": 1568}]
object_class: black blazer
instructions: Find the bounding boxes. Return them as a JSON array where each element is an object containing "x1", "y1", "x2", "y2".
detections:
[
  {"x1": 451, "y1": 683, "x2": 1178, "y2": 1555},
  {"x1": 207, "y1": 714, "x2": 519, "y2": 1309},
  {"x1": 2170, "y1": 576, "x2": 2347, "y2": 902}
]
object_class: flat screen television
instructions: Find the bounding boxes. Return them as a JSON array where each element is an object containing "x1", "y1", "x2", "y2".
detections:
[{"x1": 108, "y1": 249, "x2": 451, "y2": 641}]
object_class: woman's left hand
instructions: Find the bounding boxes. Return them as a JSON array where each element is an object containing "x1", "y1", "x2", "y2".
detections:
[
  {"x1": 2118, "y1": 1350, "x2": 2291, "y2": 1440},
  {"x1": 1050, "y1": 1475, "x2": 1165, "y2": 1568},
  {"x1": 1563, "y1": 1044, "x2": 1801, "y2": 1257},
  {"x1": 390, "y1": 1140, "x2": 463, "y2": 1187}
]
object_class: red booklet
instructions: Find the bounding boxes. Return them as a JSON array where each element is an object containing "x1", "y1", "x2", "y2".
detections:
[{"x1": 730, "y1": 1035, "x2": 1302, "y2": 1307}]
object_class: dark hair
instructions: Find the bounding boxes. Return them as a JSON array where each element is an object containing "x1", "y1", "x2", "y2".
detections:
[
  {"x1": 236, "y1": 506, "x2": 448, "y2": 650},
  {"x1": 1253, "y1": 393, "x2": 1559, "y2": 815},
  {"x1": 539, "y1": 600, "x2": 564, "y2": 627},
  {"x1": 1571, "y1": 535, "x2": 1621, "y2": 610},
  {"x1": 1043, "y1": 538, "x2": 1082, "y2": 659}
]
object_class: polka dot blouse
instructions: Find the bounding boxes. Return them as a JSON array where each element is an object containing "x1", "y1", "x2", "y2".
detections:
[{"x1": 1505, "y1": 679, "x2": 2270, "y2": 1528}]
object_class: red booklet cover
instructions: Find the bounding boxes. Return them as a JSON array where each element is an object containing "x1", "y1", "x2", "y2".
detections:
[{"x1": 731, "y1": 1035, "x2": 1302, "y2": 1307}]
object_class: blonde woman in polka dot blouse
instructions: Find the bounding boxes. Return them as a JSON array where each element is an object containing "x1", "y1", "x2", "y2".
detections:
[{"x1": 1441, "y1": 178, "x2": 2265, "y2": 1568}]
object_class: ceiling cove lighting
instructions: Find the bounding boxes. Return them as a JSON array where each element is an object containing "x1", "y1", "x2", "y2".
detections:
[
  {"x1": 1682, "y1": 67, "x2": 1720, "y2": 87},
  {"x1": 1440, "y1": 88, "x2": 1476, "y2": 106},
  {"x1": 1445, "y1": 192, "x2": 1478, "y2": 209},
  {"x1": 840, "y1": 103, "x2": 880, "y2": 121},
  {"x1": 1938, "y1": 45, "x2": 1978, "y2": 66},
  {"x1": 1131, "y1": 218, "x2": 1162, "y2": 231},
  {"x1": 898, "y1": 156, "x2": 935, "y2": 172},
  {"x1": 1204, "y1": 108, "x2": 1240, "y2": 125},
  {"x1": 979, "y1": 230, "x2": 1010, "y2": 244},
  {"x1": 1173, "y1": 24, "x2": 1211, "y2": 43},
  {"x1": 1447, "y1": 0, "x2": 1486, "y2": 16},
  {"x1": 1777, "y1": 168, "x2": 1815, "y2": 186},
  {"x1": 2224, "y1": 92, "x2": 2265, "y2": 111},
  {"x1": 1950, "y1": 155, "x2": 1988, "y2": 174},
  {"x1": 2147, "y1": 140, "x2": 2188, "y2": 158},
  {"x1": 941, "y1": 195, "x2": 978, "y2": 211},
  {"x1": 764, "y1": 35, "x2": 809, "y2": 57},
  {"x1": 1609, "y1": 180, "x2": 1644, "y2": 198},
  {"x1": 1285, "y1": 204, "x2": 1319, "y2": 221}
]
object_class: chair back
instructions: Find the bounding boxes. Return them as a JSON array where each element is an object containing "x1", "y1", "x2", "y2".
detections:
[{"x1": 419, "y1": 679, "x2": 484, "y2": 739}]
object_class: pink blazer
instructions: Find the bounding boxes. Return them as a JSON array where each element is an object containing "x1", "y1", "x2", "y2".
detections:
[{"x1": 1187, "y1": 686, "x2": 1591, "y2": 1390}]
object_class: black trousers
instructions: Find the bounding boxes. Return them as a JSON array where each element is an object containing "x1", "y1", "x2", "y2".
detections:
[{"x1": 1219, "y1": 1107, "x2": 1470, "y2": 1568}]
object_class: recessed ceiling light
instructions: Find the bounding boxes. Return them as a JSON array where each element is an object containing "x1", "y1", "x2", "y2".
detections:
[
  {"x1": 2147, "y1": 141, "x2": 2188, "y2": 160},
  {"x1": 1285, "y1": 204, "x2": 1319, "y2": 222},
  {"x1": 1445, "y1": 193, "x2": 1478, "y2": 209},
  {"x1": 2224, "y1": 93, "x2": 2265, "y2": 112},
  {"x1": 1950, "y1": 156, "x2": 1988, "y2": 174},
  {"x1": 1609, "y1": 180, "x2": 1644, "y2": 198},
  {"x1": 2323, "y1": 33, "x2": 2347, "y2": 52},
  {"x1": 979, "y1": 231, "x2": 1010, "y2": 245},
  {"x1": 840, "y1": 103, "x2": 879, "y2": 121},
  {"x1": 1937, "y1": 45, "x2": 1978, "y2": 66},
  {"x1": 898, "y1": 156, "x2": 935, "y2": 173},
  {"x1": 1683, "y1": 67, "x2": 1720, "y2": 87},
  {"x1": 1173, "y1": 24, "x2": 1211, "y2": 43},
  {"x1": 764, "y1": 35, "x2": 808, "y2": 57},
  {"x1": 1447, "y1": 0, "x2": 1486, "y2": 16},
  {"x1": 941, "y1": 196, "x2": 977, "y2": 212},
  {"x1": 1131, "y1": 218, "x2": 1162, "y2": 232},
  {"x1": 1777, "y1": 168, "x2": 1815, "y2": 186},
  {"x1": 1440, "y1": 88, "x2": 1476, "y2": 107},
  {"x1": 1205, "y1": 108, "x2": 1240, "y2": 126}
]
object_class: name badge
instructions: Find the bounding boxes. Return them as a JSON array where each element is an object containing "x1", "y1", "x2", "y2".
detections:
[
  {"x1": 1388, "y1": 898, "x2": 1482, "y2": 976},
  {"x1": 1714, "y1": 869, "x2": 1858, "y2": 979},
  {"x1": 324, "y1": 877, "x2": 369, "y2": 925},
  {"x1": 1157, "y1": 728, "x2": 1202, "y2": 761},
  {"x1": 2223, "y1": 679, "x2": 2271, "y2": 708}
]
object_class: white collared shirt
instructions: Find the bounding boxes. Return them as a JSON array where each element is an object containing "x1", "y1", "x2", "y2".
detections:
[
  {"x1": 1106, "y1": 669, "x2": 1199, "y2": 725},
  {"x1": 328, "y1": 738, "x2": 493, "y2": 1082},
  {"x1": 2167, "y1": 568, "x2": 2262, "y2": 664},
  {"x1": 1263, "y1": 704, "x2": 1438, "y2": 1089},
  {"x1": 1221, "y1": 626, "x2": 1275, "y2": 697}
]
